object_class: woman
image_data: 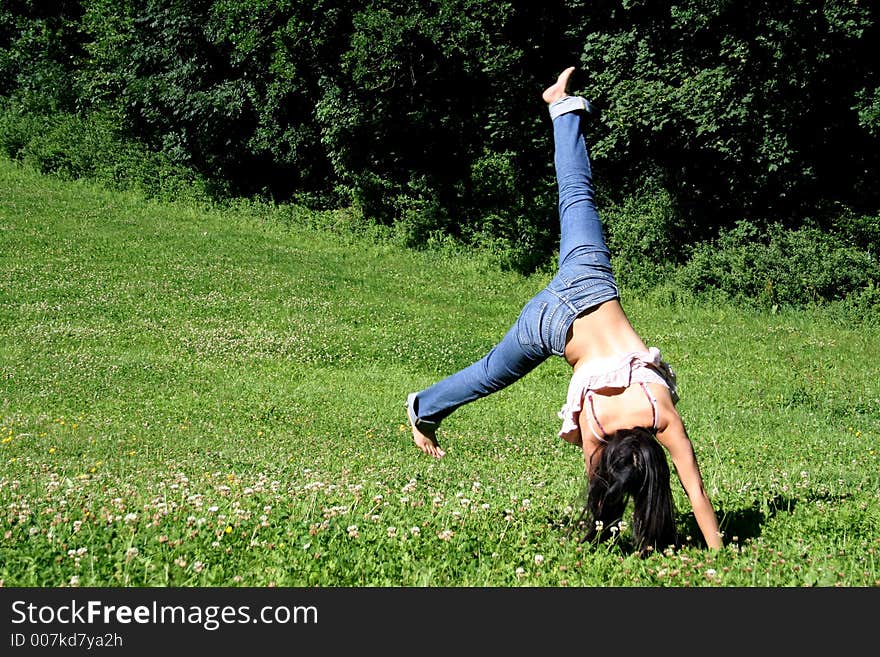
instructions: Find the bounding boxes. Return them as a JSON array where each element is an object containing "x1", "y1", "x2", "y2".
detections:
[{"x1": 406, "y1": 67, "x2": 722, "y2": 553}]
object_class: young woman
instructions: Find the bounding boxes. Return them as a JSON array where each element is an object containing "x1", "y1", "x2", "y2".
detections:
[{"x1": 406, "y1": 67, "x2": 722, "y2": 553}]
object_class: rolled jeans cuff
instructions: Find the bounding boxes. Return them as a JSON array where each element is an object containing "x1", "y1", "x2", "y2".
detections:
[{"x1": 549, "y1": 95, "x2": 593, "y2": 120}]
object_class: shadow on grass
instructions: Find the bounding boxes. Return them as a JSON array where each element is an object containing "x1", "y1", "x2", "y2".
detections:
[
  {"x1": 550, "y1": 494, "x2": 803, "y2": 556},
  {"x1": 680, "y1": 494, "x2": 799, "y2": 546}
]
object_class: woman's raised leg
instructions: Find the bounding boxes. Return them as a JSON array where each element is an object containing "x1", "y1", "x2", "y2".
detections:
[{"x1": 545, "y1": 69, "x2": 609, "y2": 267}]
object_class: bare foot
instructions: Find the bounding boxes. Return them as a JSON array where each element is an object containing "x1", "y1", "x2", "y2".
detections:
[
  {"x1": 411, "y1": 424, "x2": 445, "y2": 459},
  {"x1": 406, "y1": 394, "x2": 446, "y2": 458},
  {"x1": 543, "y1": 66, "x2": 576, "y2": 105}
]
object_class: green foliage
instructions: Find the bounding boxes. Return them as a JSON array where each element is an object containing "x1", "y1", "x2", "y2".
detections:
[
  {"x1": 856, "y1": 86, "x2": 880, "y2": 138},
  {"x1": 0, "y1": 0, "x2": 86, "y2": 113},
  {"x1": 74, "y1": 0, "x2": 352, "y2": 200},
  {"x1": 0, "y1": 103, "x2": 210, "y2": 203},
  {"x1": 314, "y1": 0, "x2": 578, "y2": 270},
  {"x1": 575, "y1": 0, "x2": 880, "y2": 232},
  {"x1": 318, "y1": 2, "x2": 523, "y2": 221},
  {"x1": 677, "y1": 219, "x2": 880, "y2": 309},
  {"x1": 79, "y1": 0, "x2": 253, "y2": 180},
  {"x1": 0, "y1": 101, "x2": 40, "y2": 158},
  {"x1": 601, "y1": 181, "x2": 683, "y2": 290}
]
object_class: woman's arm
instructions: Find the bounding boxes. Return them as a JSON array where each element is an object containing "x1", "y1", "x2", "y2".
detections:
[{"x1": 656, "y1": 414, "x2": 723, "y2": 549}]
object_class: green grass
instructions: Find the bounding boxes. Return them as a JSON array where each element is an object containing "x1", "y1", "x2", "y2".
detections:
[{"x1": 1, "y1": 157, "x2": 878, "y2": 587}]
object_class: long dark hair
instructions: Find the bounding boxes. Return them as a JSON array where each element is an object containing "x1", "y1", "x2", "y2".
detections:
[{"x1": 579, "y1": 426, "x2": 677, "y2": 556}]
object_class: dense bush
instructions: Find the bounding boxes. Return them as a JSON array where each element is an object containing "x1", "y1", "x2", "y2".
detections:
[
  {"x1": 0, "y1": 103, "x2": 41, "y2": 159},
  {"x1": 600, "y1": 180, "x2": 683, "y2": 289},
  {"x1": 0, "y1": 103, "x2": 210, "y2": 202},
  {"x1": 676, "y1": 219, "x2": 880, "y2": 308}
]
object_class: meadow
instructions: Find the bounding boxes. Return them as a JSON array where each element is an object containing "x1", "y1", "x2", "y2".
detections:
[{"x1": 1, "y1": 157, "x2": 878, "y2": 587}]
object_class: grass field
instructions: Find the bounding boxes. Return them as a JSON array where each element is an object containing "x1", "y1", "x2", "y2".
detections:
[{"x1": 1, "y1": 157, "x2": 878, "y2": 587}]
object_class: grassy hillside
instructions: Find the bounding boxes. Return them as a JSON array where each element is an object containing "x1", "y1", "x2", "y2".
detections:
[{"x1": 1, "y1": 158, "x2": 878, "y2": 586}]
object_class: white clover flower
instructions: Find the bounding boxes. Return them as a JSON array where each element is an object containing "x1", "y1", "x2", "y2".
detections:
[
  {"x1": 515, "y1": 567, "x2": 526, "y2": 577},
  {"x1": 347, "y1": 525, "x2": 359, "y2": 538},
  {"x1": 409, "y1": 527, "x2": 421, "y2": 536},
  {"x1": 705, "y1": 568, "x2": 717, "y2": 578},
  {"x1": 534, "y1": 554, "x2": 544, "y2": 565},
  {"x1": 123, "y1": 513, "x2": 138, "y2": 523},
  {"x1": 387, "y1": 526, "x2": 398, "y2": 538},
  {"x1": 595, "y1": 520, "x2": 604, "y2": 532},
  {"x1": 437, "y1": 529, "x2": 454, "y2": 541}
]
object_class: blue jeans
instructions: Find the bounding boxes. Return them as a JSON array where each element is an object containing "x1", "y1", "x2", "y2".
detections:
[{"x1": 409, "y1": 100, "x2": 619, "y2": 430}]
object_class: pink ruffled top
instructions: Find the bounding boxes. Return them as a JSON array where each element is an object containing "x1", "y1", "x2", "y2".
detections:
[{"x1": 557, "y1": 347, "x2": 678, "y2": 443}]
